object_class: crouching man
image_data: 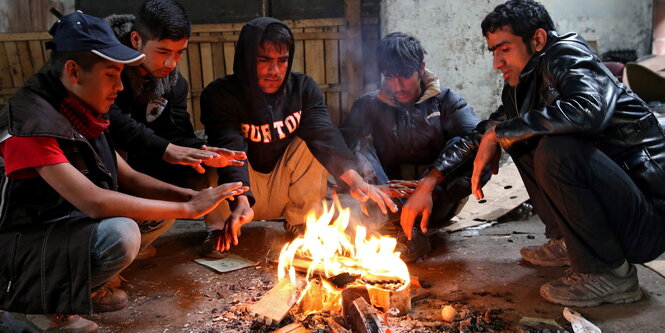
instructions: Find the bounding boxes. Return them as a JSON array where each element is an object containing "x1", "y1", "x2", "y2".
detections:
[{"x1": 0, "y1": 12, "x2": 246, "y2": 331}]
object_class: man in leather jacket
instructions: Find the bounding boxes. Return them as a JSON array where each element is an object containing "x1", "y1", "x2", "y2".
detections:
[
  {"x1": 471, "y1": 0, "x2": 665, "y2": 307},
  {"x1": 340, "y1": 33, "x2": 483, "y2": 262}
]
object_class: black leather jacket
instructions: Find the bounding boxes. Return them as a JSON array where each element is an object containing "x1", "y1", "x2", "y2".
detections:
[{"x1": 493, "y1": 31, "x2": 665, "y2": 203}]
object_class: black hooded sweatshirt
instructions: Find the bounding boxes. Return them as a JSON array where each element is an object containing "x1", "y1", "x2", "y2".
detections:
[{"x1": 201, "y1": 17, "x2": 355, "y2": 203}]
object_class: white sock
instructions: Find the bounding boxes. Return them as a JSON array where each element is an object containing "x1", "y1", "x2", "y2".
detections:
[{"x1": 613, "y1": 260, "x2": 630, "y2": 277}]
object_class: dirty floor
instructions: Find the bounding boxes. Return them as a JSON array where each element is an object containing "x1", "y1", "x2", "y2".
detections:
[{"x1": 68, "y1": 211, "x2": 665, "y2": 332}]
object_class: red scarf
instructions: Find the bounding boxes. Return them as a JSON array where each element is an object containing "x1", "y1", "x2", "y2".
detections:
[{"x1": 59, "y1": 96, "x2": 110, "y2": 139}]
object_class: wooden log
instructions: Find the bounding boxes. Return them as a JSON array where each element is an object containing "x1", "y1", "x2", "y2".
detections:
[
  {"x1": 272, "y1": 322, "x2": 310, "y2": 333},
  {"x1": 324, "y1": 316, "x2": 352, "y2": 333},
  {"x1": 341, "y1": 286, "x2": 370, "y2": 320},
  {"x1": 367, "y1": 284, "x2": 411, "y2": 316},
  {"x1": 346, "y1": 297, "x2": 386, "y2": 333},
  {"x1": 250, "y1": 279, "x2": 300, "y2": 325}
]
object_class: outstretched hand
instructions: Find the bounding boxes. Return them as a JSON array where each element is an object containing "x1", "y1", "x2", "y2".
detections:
[
  {"x1": 341, "y1": 169, "x2": 398, "y2": 215},
  {"x1": 201, "y1": 145, "x2": 247, "y2": 168},
  {"x1": 218, "y1": 196, "x2": 254, "y2": 251},
  {"x1": 380, "y1": 180, "x2": 418, "y2": 198},
  {"x1": 187, "y1": 182, "x2": 248, "y2": 218},
  {"x1": 163, "y1": 143, "x2": 219, "y2": 174},
  {"x1": 471, "y1": 125, "x2": 501, "y2": 200}
]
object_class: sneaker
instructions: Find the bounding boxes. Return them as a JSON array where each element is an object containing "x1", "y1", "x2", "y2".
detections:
[
  {"x1": 283, "y1": 221, "x2": 306, "y2": 240},
  {"x1": 105, "y1": 274, "x2": 123, "y2": 289},
  {"x1": 380, "y1": 222, "x2": 431, "y2": 263},
  {"x1": 201, "y1": 230, "x2": 229, "y2": 259},
  {"x1": 135, "y1": 245, "x2": 157, "y2": 260},
  {"x1": 540, "y1": 264, "x2": 642, "y2": 307},
  {"x1": 520, "y1": 238, "x2": 570, "y2": 267},
  {"x1": 1, "y1": 312, "x2": 98, "y2": 332},
  {"x1": 91, "y1": 286, "x2": 128, "y2": 313}
]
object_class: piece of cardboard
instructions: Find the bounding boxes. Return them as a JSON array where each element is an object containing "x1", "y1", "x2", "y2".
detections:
[
  {"x1": 194, "y1": 254, "x2": 257, "y2": 273},
  {"x1": 644, "y1": 260, "x2": 665, "y2": 279},
  {"x1": 446, "y1": 163, "x2": 529, "y2": 232}
]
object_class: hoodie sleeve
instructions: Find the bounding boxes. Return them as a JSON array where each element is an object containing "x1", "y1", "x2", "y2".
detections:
[
  {"x1": 200, "y1": 80, "x2": 255, "y2": 205},
  {"x1": 296, "y1": 75, "x2": 356, "y2": 177}
]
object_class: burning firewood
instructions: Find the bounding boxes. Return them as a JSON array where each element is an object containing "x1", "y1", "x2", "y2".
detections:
[
  {"x1": 250, "y1": 280, "x2": 301, "y2": 324},
  {"x1": 346, "y1": 297, "x2": 386, "y2": 333}
]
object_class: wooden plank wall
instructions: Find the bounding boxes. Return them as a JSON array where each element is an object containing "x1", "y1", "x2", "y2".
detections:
[{"x1": 0, "y1": 16, "x2": 379, "y2": 130}]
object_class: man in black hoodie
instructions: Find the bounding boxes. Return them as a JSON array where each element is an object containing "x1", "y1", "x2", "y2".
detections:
[{"x1": 201, "y1": 18, "x2": 397, "y2": 256}]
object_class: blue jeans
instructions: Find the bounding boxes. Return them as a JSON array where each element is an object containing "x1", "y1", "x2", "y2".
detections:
[{"x1": 89, "y1": 218, "x2": 175, "y2": 289}]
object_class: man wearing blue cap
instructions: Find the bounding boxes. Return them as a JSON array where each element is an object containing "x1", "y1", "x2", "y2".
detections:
[{"x1": 0, "y1": 11, "x2": 246, "y2": 332}]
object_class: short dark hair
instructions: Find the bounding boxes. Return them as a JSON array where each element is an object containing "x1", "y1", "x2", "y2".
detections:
[
  {"x1": 377, "y1": 32, "x2": 425, "y2": 78},
  {"x1": 481, "y1": 0, "x2": 556, "y2": 53},
  {"x1": 47, "y1": 50, "x2": 102, "y2": 77},
  {"x1": 134, "y1": 0, "x2": 191, "y2": 41},
  {"x1": 260, "y1": 23, "x2": 293, "y2": 52}
]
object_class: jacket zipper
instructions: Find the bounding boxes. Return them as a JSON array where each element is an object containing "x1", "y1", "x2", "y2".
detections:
[
  {"x1": 0, "y1": 176, "x2": 9, "y2": 229},
  {"x1": 7, "y1": 232, "x2": 21, "y2": 293}
]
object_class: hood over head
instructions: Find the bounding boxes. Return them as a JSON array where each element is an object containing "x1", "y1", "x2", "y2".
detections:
[{"x1": 234, "y1": 17, "x2": 295, "y2": 108}]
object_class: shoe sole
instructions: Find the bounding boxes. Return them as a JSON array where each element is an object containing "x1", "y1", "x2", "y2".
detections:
[
  {"x1": 540, "y1": 286, "x2": 643, "y2": 307},
  {"x1": 521, "y1": 256, "x2": 571, "y2": 267},
  {"x1": 92, "y1": 297, "x2": 129, "y2": 313}
]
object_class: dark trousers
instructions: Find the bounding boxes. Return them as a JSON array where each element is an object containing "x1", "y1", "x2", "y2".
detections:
[
  {"x1": 359, "y1": 142, "x2": 476, "y2": 227},
  {"x1": 512, "y1": 136, "x2": 665, "y2": 273}
]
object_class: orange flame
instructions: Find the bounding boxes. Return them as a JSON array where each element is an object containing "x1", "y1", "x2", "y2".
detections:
[{"x1": 277, "y1": 197, "x2": 410, "y2": 310}]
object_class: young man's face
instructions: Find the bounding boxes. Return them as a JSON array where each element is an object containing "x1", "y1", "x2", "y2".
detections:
[
  {"x1": 70, "y1": 59, "x2": 125, "y2": 114},
  {"x1": 485, "y1": 26, "x2": 533, "y2": 87},
  {"x1": 256, "y1": 42, "x2": 289, "y2": 94},
  {"x1": 383, "y1": 69, "x2": 422, "y2": 104},
  {"x1": 132, "y1": 32, "x2": 188, "y2": 78}
]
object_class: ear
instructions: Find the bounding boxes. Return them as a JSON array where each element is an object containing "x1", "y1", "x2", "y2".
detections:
[
  {"x1": 531, "y1": 28, "x2": 548, "y2": 53},
  {"x1": 63, "y1": 60, "x2": 80, "y2": 84},
  {"x1": 130, "y1": 31, "x2": 142, "y2": 50},
  {"x1": 419, "y1": 62, "x2": 425, "y2": 75}
]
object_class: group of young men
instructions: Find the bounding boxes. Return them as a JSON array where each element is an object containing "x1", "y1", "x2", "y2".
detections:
[{"x1": 2, "y1": 0, "x2": 665, "y2": 331}]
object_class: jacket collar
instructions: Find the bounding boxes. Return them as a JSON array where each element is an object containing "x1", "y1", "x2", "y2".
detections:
[{"x1": 376, "y1": 68, "x2": 441, "y2": 107}]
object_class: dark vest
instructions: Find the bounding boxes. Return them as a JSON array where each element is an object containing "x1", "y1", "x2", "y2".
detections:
[{"x1": 0, "y1": 70, "x2": 118, "y2": 314}]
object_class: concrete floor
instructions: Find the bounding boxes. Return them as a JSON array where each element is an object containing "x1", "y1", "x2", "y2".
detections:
[{"x1": 73, "y1": 213, "x2": 665, "y2": 332}]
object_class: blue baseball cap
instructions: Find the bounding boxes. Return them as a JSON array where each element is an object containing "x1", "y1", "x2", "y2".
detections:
[{"x1": 47, "y1": 11, "x2": 144, "y2": 65}]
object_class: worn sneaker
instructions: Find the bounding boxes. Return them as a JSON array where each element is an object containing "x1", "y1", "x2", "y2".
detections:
[
  {"x1": 379, "y1": 222, "x2": 431, "y2": 263},
  {"x1": 540, "y1": 264, "x2": 642, "y2": 307},
  {"x1": 520, "y1": 238, "x2": 570, "y2": 267},
  {"x1": 201, "y1": 230, "x2": 229, "y2": 258},
  {"x1": 1, "y1": 312, "x2": 98, "y2": 332},
  {"x1": 91, "y1": 286, "x2": 128, "y2": 313},
  {"x1": 135, "y1": 245, "x2": 157, "y2": 260},
  {"x1": 283, "y1": 221, "x2": 306, "y2": 240}
]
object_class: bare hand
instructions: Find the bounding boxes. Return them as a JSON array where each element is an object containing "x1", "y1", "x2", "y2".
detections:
[
  {"x1": 201, "y1": 145, "x2": 247, "y2": 168},
  {"x1": 163, "y1": 143, "x2": 220, "y2": 174},
  {"x1": 188, "y1": 182, "x2": 248, "y2": 218},
  {"x1": 400, "y1": 188, "x2": 433, "y2": 240},
  {"x1": 219, "y1": 197, "x2": 255, "y2": 251},
  {"x1": 471, "y1": 126, "x2": 501, "y2": 200},
  {"x1": 380, "y1": 180, "x2": 418, "y2": 198}
]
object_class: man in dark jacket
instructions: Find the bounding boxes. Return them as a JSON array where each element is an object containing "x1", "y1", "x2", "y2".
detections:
[
  {"x1": 200, "y1": 17, "x2": 397, "y2": 256},
  {"x1": 471, "y1": 0, "x2": 665, "y2": 307},
  {"x1": 0, "y1": 12, "x2": 246, "y2": 331},
  {"x1": 340, "y1": 32, "x2": 482, "y2": 262},
  {"x1": 106, "y1": 0, "x2": 246, "y2": 258}
]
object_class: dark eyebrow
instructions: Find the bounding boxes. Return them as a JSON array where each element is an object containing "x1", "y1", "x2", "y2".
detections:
[
  {"x1": 488, "y1": 41, "x2": 510, "y2": 52},
  {"x1": 107, "y1": 64, "x2": 123, "y2": 71}
]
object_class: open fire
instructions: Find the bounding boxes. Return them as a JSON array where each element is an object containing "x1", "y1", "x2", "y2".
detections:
[{"x1": 276, "y1": 197, "x2": 411, "y2": 316}]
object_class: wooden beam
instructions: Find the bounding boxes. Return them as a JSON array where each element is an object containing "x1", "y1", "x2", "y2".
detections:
[
  {"x1": 250, "y1": 279, "x2": 300, "y2": 325},
  {"x1": 0, "y1": 32, "x2": 50, "y2": 42},
  {"x1": 344, "y1": 0, "x2": 364, "y2": 104}
]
